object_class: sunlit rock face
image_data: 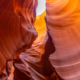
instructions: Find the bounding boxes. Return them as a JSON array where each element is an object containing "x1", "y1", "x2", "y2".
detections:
[
  {"x1": 1, "y1": 0, "x2": 80, "y2": 80},
  {"x1": 0, "y1": 0, "x2": 38, "y2": 79},
  {"x1": 34, "y1": 11, "x2": 46, "y2": 42},
  {"x1": 13, "y1": 1, "x2": 56, "y2": 80},
  {"x1": 46, "y1": 0, "x2": 80, "y2": 80},
  {"x1": 13, "y1": 0, "x2": 58, "y2": 80}
]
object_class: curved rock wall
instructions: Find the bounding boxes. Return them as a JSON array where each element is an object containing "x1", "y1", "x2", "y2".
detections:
[
  {"x1": 1, "y1": 0, "x2": 80, "y2": 80},
  {"x1": 46, "y1": 0, "x2": 80, "y2": 80},
  {"x1": 0, "y1": 0, "x2": 37, "y2": 78}
]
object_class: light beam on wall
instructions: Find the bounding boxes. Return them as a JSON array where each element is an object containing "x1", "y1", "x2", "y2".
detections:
[{"x1": 36, "y1": 0, "x2": 46, "y2": 15}]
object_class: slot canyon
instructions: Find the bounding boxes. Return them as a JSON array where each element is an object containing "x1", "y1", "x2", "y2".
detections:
[{"x1": 0, "y1": 0, "x2": 80, "y2": 80}]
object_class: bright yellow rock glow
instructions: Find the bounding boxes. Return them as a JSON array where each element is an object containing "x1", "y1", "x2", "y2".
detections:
[
  {"x1": 34, "y1": 11, "x2": 46, "y2": 42},
  {"x1": 34, "y1": 0, "x2": 58, "y2": 42}
]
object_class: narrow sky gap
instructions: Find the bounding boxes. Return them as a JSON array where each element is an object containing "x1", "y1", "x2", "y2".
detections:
[{"x1": 36, "y1": 0, "x2": 46, "y2": 15}]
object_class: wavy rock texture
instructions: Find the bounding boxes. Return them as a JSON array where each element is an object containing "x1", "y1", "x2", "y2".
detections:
[
  {"x1": 13, "y1": 1, "x2": 58, "y2": 80},
  {"x1": 1, "y1": 0, "x2": 80, "y2": 80},
  {"x1": 46, "y1": 0, "x2": 80, "y2": 80},
  {"x1": 0, "y1": 0, "x2": 38, "y2": 79},
  {"x1": 14, "y1": 0, "x2": 80, "y2": 80},
  {"x1": 14, "y1": 31, "x2": 57, "y2": 80}
]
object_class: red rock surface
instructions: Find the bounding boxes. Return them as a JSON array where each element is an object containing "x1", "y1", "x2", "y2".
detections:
[
  {"x1": 1, "y1": 0, "x2": 80, "y2": 80},
  {"x1": 0, "y1": 0, "x2": 37, "y2": 79}
]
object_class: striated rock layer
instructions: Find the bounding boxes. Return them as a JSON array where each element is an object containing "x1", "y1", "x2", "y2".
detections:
[
  {"x1": 46, "y1": 0, "x2": 80, "y2": 80},
  {"x1": 13, "y1": 0, "x2": 58, "y2": 80},
  {"x1": 14, "y1": 0, "x2": 80, "y2": 80},
  {"x1": 0, "y1": 0, "x2": 38, "y2": 79},
  {"x1": 14, "y1": 32, "x2": 57, "y2": 80},
  {"x1": 1, "y1": 0, "x2": 80, "y2": 80}
]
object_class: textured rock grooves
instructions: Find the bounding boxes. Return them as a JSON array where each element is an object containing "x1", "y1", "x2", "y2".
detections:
[
  {"x1": 1, "y1": 0, "x2": 80, "y2": 80},
  {"x1": 0, "y1": 0, "x2": 37, "y2": 79}
]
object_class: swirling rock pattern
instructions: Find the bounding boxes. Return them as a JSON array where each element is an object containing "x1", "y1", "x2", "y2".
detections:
[
  {"x1": 14, "y1": 0, "x2": 80, "y2": 80},
  {"x1": 1, "y1": 0, "x2": 80, "y2": 80},
  {"x1": 46, "y1": 0, "x2": 80, "y2": 80},
  {"x1": 14, "y1": 32, "x2": 56, "y2": 80},
  {"x1": 0, "y1": 0, "x2": 38, "y2": 78}
]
